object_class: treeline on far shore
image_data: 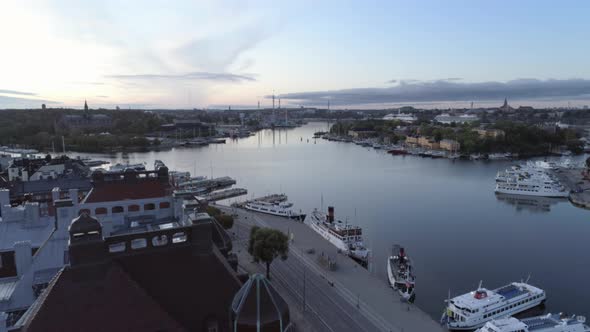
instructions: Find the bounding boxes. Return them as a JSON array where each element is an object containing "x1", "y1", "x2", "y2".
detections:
[
  {"x1": 0, "y1": 109, "x2": 168, "y2": 153},
  {"x1": 330, "y1": 119, "x2": 584, "y2": 156}
]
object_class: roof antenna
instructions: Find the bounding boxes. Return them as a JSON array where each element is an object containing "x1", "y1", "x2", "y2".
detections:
[
  {"x1": 478, "y1": 280, "x2": 483, "y2": 290},
  {"x1": 525, "y1": 274, "x2": 531, "y2": 284}
]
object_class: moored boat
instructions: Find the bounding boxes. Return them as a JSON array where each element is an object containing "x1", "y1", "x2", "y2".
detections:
[
  {"x1": 244, "y1": 201, "x2": 306, "y2": 220},
  {"x1": 387, "y1": 245, "x2": 415, "y2": 301},
  {"x1": 441, "y1": 280, "x2": 546, "y2": 330},
  {"x1": 305, "y1": 206, "x2": 370, "y2": 267},
  {"x1": 475, "y1": 313, "x2": 590, "y2": 332}
]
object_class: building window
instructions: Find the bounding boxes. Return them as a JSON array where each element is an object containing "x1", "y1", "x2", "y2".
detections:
[
  {"x1": 79, "y1": 209, "x2": 91, "y2": 215},
  {"x1": 112, "y1": 206, "x2": 124, "y2": 214},
  {"x1": 128, "y1": 204, "x2": 140, "y2": 212},
  {"x1": 108, "y1": 242, "x2": 126, "y2": 253},
  {"x1": 152, "y1": 235, "x2": 168, "y2": 247},
  {"x1": 131, "y1": 238, "x2": 147, "y2": 250},
  {"x1": 144, "y1": 203, "x2": 156, "y2": 211},
  {"x1": 172, "y1": 232, "x2": 187, "y2": 244},
  {"x1": 159, "y1": 202, "x2": 170, "y2": 209},
  {"x1": 95, "y1": 207, "x2": 108, "y2": 215}
]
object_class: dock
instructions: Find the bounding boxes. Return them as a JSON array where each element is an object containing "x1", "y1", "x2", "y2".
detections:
[
  {"x1": 232, "y1": 193, "x2": 288, "y2": 207},
  {"x1": 553, "y1": 167, "x2": 590, "y2": 209},
  {"x1": 195, "y1": 188, "x2": 247, "y2": 202},
  {"x1": 218, "y1": 204, "x2": 445, "y2": 332},
  {"x1": 177, "y1": 176, "x2": 236, "y2": 191}
]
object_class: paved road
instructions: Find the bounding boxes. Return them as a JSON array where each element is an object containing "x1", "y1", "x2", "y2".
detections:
[
  {"x1": 220, "y1": 204, "x2": 445, "y2": 332},
  {"x1": 230, "y1": 212, "x2": 380, "y2": 332}
]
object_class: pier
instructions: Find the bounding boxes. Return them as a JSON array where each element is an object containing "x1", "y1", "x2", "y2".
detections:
[
  {"x1": 553, "y1": 168, "x2": 590, "y2": 209},
  {"x1": 195, "y1": 188, "x2": 247, "y2": 202},
  {"x1": 218, "y1": 204, "x2": 445, "y2": 332},
  {"x1": 231, "y1": 193, "x2": 288, "y2": 208}
]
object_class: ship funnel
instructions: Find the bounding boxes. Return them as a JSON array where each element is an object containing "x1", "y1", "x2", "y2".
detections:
[{"x1": 327, "y1": 206, "x2": 335, "y2": 223}]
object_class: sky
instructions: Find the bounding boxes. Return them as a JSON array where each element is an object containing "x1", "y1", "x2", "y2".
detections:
[{"x1": 1, "y1": 0, "x2": 590, "y2": 109}]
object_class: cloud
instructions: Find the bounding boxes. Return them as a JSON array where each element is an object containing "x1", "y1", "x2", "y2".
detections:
[
  {"x1": 173, "y1": 23, "x2": 271, "y2": 72},
  {"x1": 0, "y1": 95, "x2": 59, "y2": 108},
  {"x1": 277, "y1": 79, "x2": 590, "y2": 106},
  {"x1": 0, "y1": 89, "x2": 37, "y2": 96},
  {"x1": 107, "y1": 71, "x2": 256, "y2": 82}
]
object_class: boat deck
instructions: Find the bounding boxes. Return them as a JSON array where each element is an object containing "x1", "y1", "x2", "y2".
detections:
[
  {"x1": 525, "y1": 315, "x2": 561, "y2": 331},
  {"x1": 495, "y1": 284, "x2": 527, "y2": 300}
]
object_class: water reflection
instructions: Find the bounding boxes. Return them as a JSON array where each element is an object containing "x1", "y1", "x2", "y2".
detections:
[{"x1": 495, "y1": 193, "x2": 566, "y2": 213}]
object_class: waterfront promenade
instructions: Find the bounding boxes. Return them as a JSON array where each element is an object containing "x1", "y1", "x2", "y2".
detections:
[
  {"x1": 553, "y1": 168, "x2": 590, "y2": 209},
  {"x1": 217, "y1": 204, "x2": 445, "y2": 332}
]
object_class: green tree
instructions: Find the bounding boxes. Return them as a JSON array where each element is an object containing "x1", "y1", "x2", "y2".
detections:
[
  {"x1": 216, "y1": 214, "x2": 234, "y2": 229},
  {"x1": 248, "y1": 227, "x2": 289, "y2": 280}
]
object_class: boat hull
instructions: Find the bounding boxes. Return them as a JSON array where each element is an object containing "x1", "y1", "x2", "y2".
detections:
[
  {"x1": 494, "y1": 187, "x2": 569, "y2": 198},
  {"x1": 305, "y1": 213, "x2": 370, "y2": 267},
  {"x1": 244, "y1": 205, "x2": 306, "y2": 220}
]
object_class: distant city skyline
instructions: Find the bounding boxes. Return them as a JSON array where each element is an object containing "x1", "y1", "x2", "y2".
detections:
[{"x1": 1, "y1": 0, "x2": 590, "y2": 109}]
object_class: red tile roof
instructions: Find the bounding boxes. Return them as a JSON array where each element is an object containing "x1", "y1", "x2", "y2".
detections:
[
  {"x1": 83, "y1": 180, "x2": 171, "y2": 203},
  {"x1": 22, "y1": 264, "x2": 186, "y2": 332},
  {"x1": 21, "y1": 225, "x2": 243, "y2": 332}
]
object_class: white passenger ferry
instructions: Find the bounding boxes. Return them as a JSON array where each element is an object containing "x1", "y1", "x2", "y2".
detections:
[
  {"x1": 441, "y1": 281, "x2": 546, "y2": 330},
  {"x1": 244, "y1": 201, "x2": 306, "y2": 220},
  {"x1": 495, "y1": 176, "x2": 569, "y2": 198},
  {"x1": 476, "y1": 313, "x2": 590, "y2": 332},
  {"x1": 305, "y1": 207, "x2": 370, "y2": 266}
]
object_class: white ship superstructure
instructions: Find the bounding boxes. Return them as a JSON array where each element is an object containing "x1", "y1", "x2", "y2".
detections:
[
  {"x1": 305, "y1": 207, "x2": 370, "y2": 266},
  {"x1": 441, "y1": 281, "x2": 546, "y2": 330},
  {"x1": 476, "y1": 313, "x2": 590, "y2": 332},
  {"x1": 495, "y1": 162, "x2": 568, "y2": 197},
  {"x1": 244, "y1": 201, "x2": 306, "y2": 220},
  {"x1": 495, "y1": 176, "x2": 568, "y2": 197}
]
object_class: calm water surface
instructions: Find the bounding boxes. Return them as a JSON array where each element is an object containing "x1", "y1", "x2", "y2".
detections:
[{"x1": 79, "y1": 122, "x2": 590, "y2": 319}]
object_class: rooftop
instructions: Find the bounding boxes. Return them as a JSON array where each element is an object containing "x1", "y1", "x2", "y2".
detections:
[
  {"x1": 82, "y1": 168, "x2": 171, "y2": 203},
  {"x1": 19, "y1": 215, "x2": 243, "y2": 332}
]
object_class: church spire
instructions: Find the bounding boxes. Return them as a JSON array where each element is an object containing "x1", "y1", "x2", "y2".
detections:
[{"x1": 84, "y1": 100, "x2": 89, "y2": 111}]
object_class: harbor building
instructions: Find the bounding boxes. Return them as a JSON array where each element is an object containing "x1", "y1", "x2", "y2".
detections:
[
  {"x1": 16, "y1": 211, "x2": 256, "y2": 332},
  {"x1": 348, "y1": 129, "x2": 376, "y2": 138},
  {"x1": 440, "y1": 139, "x2": 461, "y2": 151},
  {"x1": 498, "y1": 98, "x2": 515, "y2": 112},
  {"x1": 54, "y1": 101, "x2": 113, "y2": 132},
  {"x1": 383, "y1": 110, "x2": 417, "y2": 123},
  {"x1": 474, "y1": 128, "x2": 505, "y2": 139},
  {"x1": 2, "y1": 156, "x2": 91, "y2": 202},
  {"x1": 0, "y1": 166, "x2": 242, "y2": 330},
  {"x1": 434, "y1": 113, "x2": 479, "y2": 124},
  {"x1": 418, "y1": 136, "x2": 440, "y2": 149},
  {"x1": 405, "y1": 135, "x2": 420, "y2": 145}
]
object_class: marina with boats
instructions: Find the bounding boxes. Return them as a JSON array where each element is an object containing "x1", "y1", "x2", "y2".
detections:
[
  {"x1": 38, "y1": 122, "x2": 590, "y2": 330},
  {"x1": 475, "y1": 313, "x2": 590, "y2": 332}
]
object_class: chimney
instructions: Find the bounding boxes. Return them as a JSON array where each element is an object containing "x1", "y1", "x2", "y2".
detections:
[
  {"x1": 24, "y1": 202, "x2": 40, "y2": 225},
  {"x1": 69, "y1": 188, "x2": 79, "y2": 205},
  {"x1": 51, "y1": 187, "x2": 60, "y2": 202},
  {"x1": 68, "y1": 213, "x2": 105, "y2": 266},
  {"x1": 328, "y1": 206, "x2": 335, "y2": 223},
  {"x1": 54, "y1": 199, "x2": 73, "y2": 236},
  {"x1": 0, "y1": 189, "x2": 9, "y2": 216},
  {"x1": 14, "y1": 241, "x2": 32, "y2": 277},
  {"x1": 0, "y1": 312, "x2": 7, "y2": 332}
]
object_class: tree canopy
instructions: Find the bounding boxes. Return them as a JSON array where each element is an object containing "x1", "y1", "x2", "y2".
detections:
[{"x1": 248, "y1": 226, "x2": 289, "y2": 280}]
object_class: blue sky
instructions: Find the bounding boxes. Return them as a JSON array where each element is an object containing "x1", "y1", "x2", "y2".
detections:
[{"x1": 1, "y1": 0, "x2": 589, "y2": 109}]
